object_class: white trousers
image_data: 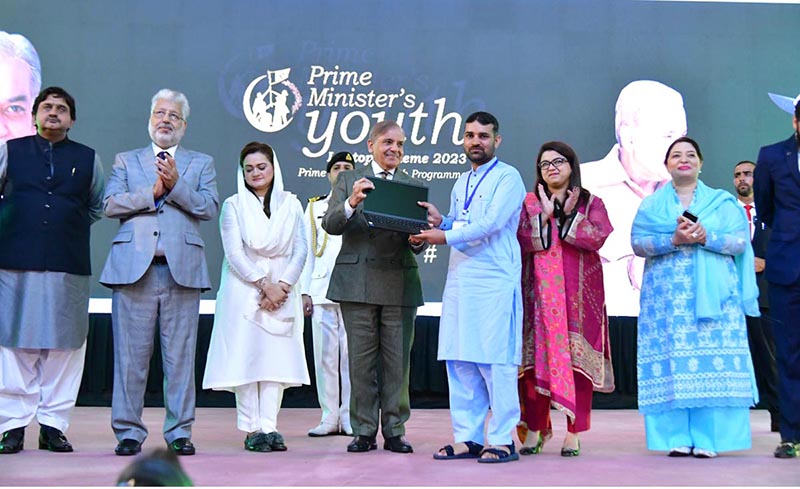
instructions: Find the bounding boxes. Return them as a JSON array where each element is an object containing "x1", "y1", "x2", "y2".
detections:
[
  {"x1": 311, "y1": 303, "x2": 351, "y2": 429},
  {"x1": 0, "y1": 342, "x2": 86, "y2": 433},
  {"x1": 234, "y1": 381, "x2": 285, "y2": 433},
  {"x1": 446, "y1": 360, "x2": 520, "y2": 446}
]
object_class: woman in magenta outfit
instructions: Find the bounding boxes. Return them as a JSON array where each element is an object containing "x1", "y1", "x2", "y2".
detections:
[{"x1": 516, "y1": 141, "x2": 615, "y2": 457}]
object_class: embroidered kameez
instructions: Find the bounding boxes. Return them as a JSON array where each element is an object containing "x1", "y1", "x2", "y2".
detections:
[
  {"x1": 516, "y1": 192, "x2": 614, "y2": 440},
  {"x1": 632, "y1": 180, "x2": 758, "y2": 453}
]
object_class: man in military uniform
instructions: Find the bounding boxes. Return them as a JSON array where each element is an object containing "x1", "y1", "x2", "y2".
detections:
[{"x1": 301, "y1": 151, "x2": 355, "y2": 437}]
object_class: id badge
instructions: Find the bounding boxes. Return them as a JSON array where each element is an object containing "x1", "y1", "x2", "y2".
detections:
[{"x1": 453, "y1": 220, "x2": 468, "y2": 230}]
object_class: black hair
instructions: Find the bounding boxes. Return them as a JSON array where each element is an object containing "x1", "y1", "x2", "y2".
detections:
[
  {"x1": 534, "y1": 141, "x2": 590, "y2": 219},
  {"x1": 465, "y1": 111, "x2": 499, "y2": 135},
  {"x1": 663, "y1": 136, "x2": 703, "y2": 165},
  {"x1": 33, "y1": 86, "x2": 76, "y2": 120}
]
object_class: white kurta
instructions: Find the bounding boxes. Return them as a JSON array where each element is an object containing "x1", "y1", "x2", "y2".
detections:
[
  {"x1": 203, "y1": 191, "x2": 310, "y2": 390},
  {"x1": 437, "y1": 159, "x2": 526, "y2": 365}
]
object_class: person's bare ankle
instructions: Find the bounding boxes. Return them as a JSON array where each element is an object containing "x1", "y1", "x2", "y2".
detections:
[{"x1": 523, "y1": 431, "x2": 540, "y2": 447}]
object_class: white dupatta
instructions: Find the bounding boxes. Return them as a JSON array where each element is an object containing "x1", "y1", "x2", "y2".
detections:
[{"x1": 237, "y1": 149, "x2": 300, "y2": 335}]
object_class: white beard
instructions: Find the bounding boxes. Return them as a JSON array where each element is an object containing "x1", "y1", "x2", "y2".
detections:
[{"x1": 148, "y1": 121, "x2": 185, "y2": 148}]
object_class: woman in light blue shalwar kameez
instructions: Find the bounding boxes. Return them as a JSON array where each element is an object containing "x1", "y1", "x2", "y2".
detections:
[{"x1": 631, "y1": 137, "x2": 759, "y2": 458}]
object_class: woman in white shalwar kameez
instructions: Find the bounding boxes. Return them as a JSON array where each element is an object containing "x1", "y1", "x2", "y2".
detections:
[{"x1": 203, "y1": 142, "x2": 309, "y2": 452}]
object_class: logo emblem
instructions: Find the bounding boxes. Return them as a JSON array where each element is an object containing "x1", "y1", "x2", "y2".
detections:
[{"x1": 243, "y1": 68, "x2": 303, "y2": 133}]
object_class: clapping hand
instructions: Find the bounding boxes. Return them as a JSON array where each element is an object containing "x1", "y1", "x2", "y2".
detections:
[
  {"x1": 537, "y1": 184, "x2": 556, "y2": 221},
  {"x1": 563, "y1": 187, "x2": 580, "y2": 215},
  {"x1": 153, "y1": 176, "x2": 166, "y2": 200},
  {"x1": 155, "y1": 153, "x2": 179, "y2": 190}
]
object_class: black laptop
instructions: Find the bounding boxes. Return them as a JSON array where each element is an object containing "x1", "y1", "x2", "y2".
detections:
[{"x1": 362, "y1": 176, "x2": 430, "y2": 234}]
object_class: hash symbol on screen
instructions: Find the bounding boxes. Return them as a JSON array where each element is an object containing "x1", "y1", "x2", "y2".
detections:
[{"x1": 423, "y1": 245, "x2": 437, "y2": 264}]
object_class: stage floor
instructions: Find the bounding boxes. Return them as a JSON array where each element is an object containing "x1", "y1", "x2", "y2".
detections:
[{"x1": 2, "y1": 408, "x2": 796, "y2": 486}]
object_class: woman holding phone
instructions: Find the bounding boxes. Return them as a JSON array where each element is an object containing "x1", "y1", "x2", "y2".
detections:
[{"x1": 631, "y1": 136, "x2": 759, "y2": 458}]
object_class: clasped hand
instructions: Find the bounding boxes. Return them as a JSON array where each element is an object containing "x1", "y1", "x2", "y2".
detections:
[
  {"x1": 152, "y1": 153, "x2": 179, "y2": 199},
  {"x1": 672, "y1": 216, "x2": 707, "y2": 246},
  {"x1": 258, "y1": 280, "x2": 290, "y2": 312}
]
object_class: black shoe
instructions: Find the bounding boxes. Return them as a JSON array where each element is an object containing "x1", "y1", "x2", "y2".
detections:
[
  {"x1": 263, "y1": 431, "x2": 287, "y2": 452},
  {"x1": 38, "y1": 425, "x2": 73, "y2": 452},
  {"x1": 115, "y1": 438, "x2": 142, "y2": 456},
  {"x1": 774, "y1": 442, "x2": 798, "y2": 459},
  {"x1": 383, "y1": 435, "x2": 413, "y2": 453},
  {"x1": 347, "y1": 435, "x2": 377, "y2": 453},
  {"x1": 168, "y1": 437, "x2": 195, "y2": 456},
  {"x1": 244, "y1": 432, "x2": 271, "y2": 452},
  {"x1": 0, "y1": 427, "x2": 25, "y2": 454}
]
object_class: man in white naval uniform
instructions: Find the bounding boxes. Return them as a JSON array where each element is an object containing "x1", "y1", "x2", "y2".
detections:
[{"x1": 301, "y1": 151, "x2": 355, "y2": 436}]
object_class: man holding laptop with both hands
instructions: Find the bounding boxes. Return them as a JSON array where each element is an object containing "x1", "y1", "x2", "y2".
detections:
[{"x1": 322, "y1": 120, "x2": 427, "y2": 454}]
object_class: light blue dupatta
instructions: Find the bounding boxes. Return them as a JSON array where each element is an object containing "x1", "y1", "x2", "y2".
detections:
[{"x1": 633, "y1": 180, "x2": 759, "y2": 320}]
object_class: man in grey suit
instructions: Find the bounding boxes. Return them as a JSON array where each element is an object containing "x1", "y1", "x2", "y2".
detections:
[
  {"x1": 322, "y1": 120, "x2": 425, "y2": 454},
  {"x1": 100, "y1": 89, "x2": 219, "y2": 456}
]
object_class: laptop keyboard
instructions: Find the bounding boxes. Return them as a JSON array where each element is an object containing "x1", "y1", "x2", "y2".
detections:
[{"x1": 367, "y1": 213, "x2": 428, "y2": 234}]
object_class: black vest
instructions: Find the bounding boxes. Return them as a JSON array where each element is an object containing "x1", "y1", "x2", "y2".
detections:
[{"x1": 0, "y1": 135, "x2": 96, "y2": 275}]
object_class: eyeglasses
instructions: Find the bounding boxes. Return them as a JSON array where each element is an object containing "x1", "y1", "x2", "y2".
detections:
[
  {"x1": 152, "y1": 110, "x2": 183, "y2": 122},
  {"x1": 538, "y1": 157, "x2": 568, "y2": 170}
]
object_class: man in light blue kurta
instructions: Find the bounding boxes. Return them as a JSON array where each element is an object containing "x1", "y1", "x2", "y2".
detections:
[{"x1": 415, "y1": 112, "x2": 526, "y2": 463}]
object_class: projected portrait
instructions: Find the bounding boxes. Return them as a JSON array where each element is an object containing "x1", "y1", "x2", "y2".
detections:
[
  {"x1": 0, "y1": 31, "x2": 41, "y2": 144},
  {"x1": 581, "y1": 80, "x2": 687, "y2": 317}
]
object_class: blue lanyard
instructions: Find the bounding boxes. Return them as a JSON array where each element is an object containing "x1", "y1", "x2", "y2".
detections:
[{"x1": 463, "y1": 158, "x2": 499, "y2": 212}]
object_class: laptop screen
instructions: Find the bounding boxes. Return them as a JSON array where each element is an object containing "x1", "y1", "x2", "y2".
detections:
[{"x1": 363, "y1": 176, "x2": 428, "y2": 221}]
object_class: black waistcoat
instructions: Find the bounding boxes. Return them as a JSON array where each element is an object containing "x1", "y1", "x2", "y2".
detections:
[{"x1": 0, "y1": 135, "x2": 96, "y2": 275}]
